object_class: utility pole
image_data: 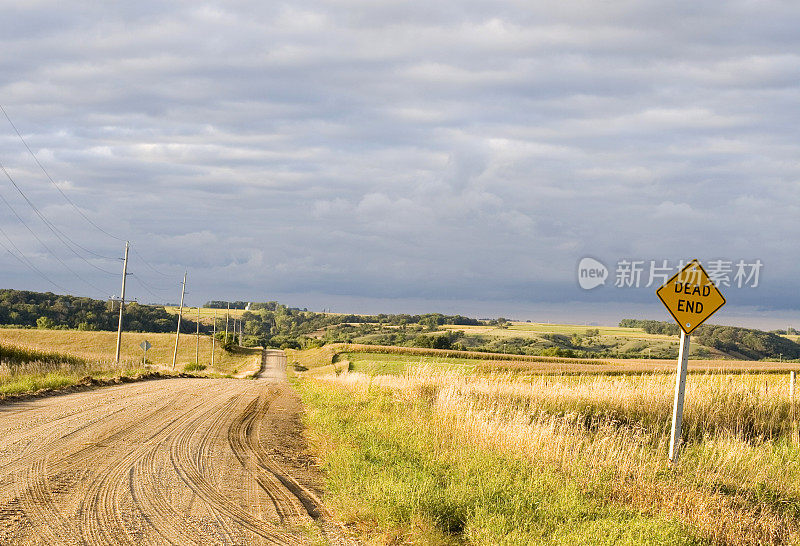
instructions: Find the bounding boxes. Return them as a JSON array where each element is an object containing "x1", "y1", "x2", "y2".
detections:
[
  {"x1": 172, "y1": 272, "x2": 187, "y2": 370},
  {"x1": 225, "y1": 303, "x2": 230, "y2": 344},
  {"x1": 211, "y1": 310, "x2": 216, "y2": 367},
  {"x1": 196, "y1": 306, "x2": 200, "y2": 367},
  {"x1": 115, "y1": 241, "x2": 129, "y2": 364}
]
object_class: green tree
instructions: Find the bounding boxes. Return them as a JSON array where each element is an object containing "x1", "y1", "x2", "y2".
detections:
[{"x1": 36, "y1": 316, "x2": 55, "y2": 329}]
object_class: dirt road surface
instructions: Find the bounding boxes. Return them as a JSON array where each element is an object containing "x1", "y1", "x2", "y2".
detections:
[
  {"x1": 259, "y1": 349, "x2": 288, "y2": 382},
  {"x1": 0, "y1": 350, "x2": 350, "y2": 545}
]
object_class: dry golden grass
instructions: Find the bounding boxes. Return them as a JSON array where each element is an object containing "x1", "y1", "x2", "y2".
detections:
[
  {"x1": 318, "y1": 368, "x2": 800, "y2": 545},
  {"x1": 0, "y1": 328, "x2": 260, "y2": 375}
]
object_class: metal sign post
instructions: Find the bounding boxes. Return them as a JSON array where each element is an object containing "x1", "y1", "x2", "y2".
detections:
[
  {"x1": 656, "y1": 259, "x2": 726, "y2": 463},
  {"x1": 669, "y1": 330, "x2": 691, "y2": 462}
]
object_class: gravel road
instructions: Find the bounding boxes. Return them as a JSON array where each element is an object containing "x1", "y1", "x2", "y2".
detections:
[{"x1": 0, "y1": 350, "x2": 348, "y2": 545}]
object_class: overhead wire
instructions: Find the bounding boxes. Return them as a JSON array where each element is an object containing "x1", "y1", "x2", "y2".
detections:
[
  {"x1": 0, "y1": 105, "x2": 179, "y2": 298},
  {"x1": 1, "y1": 105, "x2": 175, "y2": 281},
  {"x1": 0, "y1": 103, "x2": 124, "y2": 242},
  {"x1": 0, "y1": 161, "x2": 119, "y2": 274},
  {"x1": 130, "y1": 274, "x2": 171, "y2": 304},
  {"x1": 130, "y1": 246, "x2": 173, "y2": 279},
  {"x1": 0, "y1": 225, "x2": 68, "y2": 292},
  {"x1": 0, "y1": 190, "x2": 109, "y2": 297},
  {"x1": 130, "y1": 272, "x2": 172, "y2": 293}
]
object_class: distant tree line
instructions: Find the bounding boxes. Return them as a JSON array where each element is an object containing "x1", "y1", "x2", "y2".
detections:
[
  {"x1": 204, "y1": 301, "x2": 251, "y2": 310},
  {"x1": 0, "y1": 289, "x2": 203, "y2": 334},
  {"x1": 232, "y1": 304, "x2": 484, "y2": 349},
  {"x1": 0, "y1": 289, "x2": 487, "y2": 350},
  {"x1": 619, "y1": 319, "x2": 680, "y2": 336},
  {"x1": 619, "y1": 318, "x2": 800, "y2": 360}
]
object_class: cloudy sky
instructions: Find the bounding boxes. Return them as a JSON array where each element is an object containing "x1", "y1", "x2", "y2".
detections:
[{"x1": 1, "y1": 1, "x2": 799, "y2": 327}]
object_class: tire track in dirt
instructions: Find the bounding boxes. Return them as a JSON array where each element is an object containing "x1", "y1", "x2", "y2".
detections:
[
  {"x1": 5, "y1": 390, "x2": 188, "y2": 542},
  {"x1": 0, "y1": 371, "x2": 352, "y2": 545},
  {"x1": 229, "y1": 393, "x2": 329, "y2": 525},
  {"x1": 130, "y1": 389, "x2": 248, "y2": 545},
  {"x1": 168, "y1": 396, "x2": 297, "y2": 543}
]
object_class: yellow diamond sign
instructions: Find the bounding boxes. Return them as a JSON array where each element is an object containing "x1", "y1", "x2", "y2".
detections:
[{"x1": 656, "y1": 259, "x2": 726, "y2": 335}]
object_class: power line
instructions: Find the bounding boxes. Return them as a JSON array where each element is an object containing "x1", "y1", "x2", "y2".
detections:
[
  {"x1": 130, "y1": 273, "x2": 171, "y2": 304},
  {"x1": 0, "y1": 190, "x2": 109, "y2": 296},
  {"x1": 130, "y1": 272, "x2": 172, "y2": 293},
  {"x1": 0, "y1": 160, "x2": 118, "y2": 275},
  {"x1": 0, "y1": 227, "x2": 67, "y2": 291},
  {"x1": 0, "y1": 108, "x2": 182, "y2": 300},
  {"x1": 130, "y1": 246, "x2": 173, "y2": 278},
  {"x1": 0, "y1": 103, "x2": 124, "y2": 242},
  {"x1": 1, "y1": 106, "x2": 176, "y2": 283}
]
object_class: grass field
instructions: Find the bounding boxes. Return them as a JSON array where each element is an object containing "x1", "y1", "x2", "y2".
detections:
[
  {"x1": 301, "y1": 381, "x2": 704, "y2": 545},
  {"x1": 0, "y1": 328, "x2": 260, "y2": 376},
  {"x1": 298, "y1": 344, "x2": 800, "y2": 545}
]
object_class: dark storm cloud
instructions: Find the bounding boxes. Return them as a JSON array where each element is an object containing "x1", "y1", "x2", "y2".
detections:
[{"x1": 1, "y1": 1, "x2": 799, "y2": 321}]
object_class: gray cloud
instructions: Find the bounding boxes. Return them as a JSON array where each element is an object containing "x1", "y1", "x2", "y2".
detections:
[{"x1": 1, "y1": 1, "x2": 799, "y2": 324}]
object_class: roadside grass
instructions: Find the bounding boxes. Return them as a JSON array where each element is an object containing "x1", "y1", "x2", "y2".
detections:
[
  {"x1": 310, "y1": 368, "x2": 800, "y2": 545},
  {"x1": 0, "y1": 342, "x2": 149, "y2": 396},
  {"x1": 0, "y1": 371, "x2": 82, "y2": 395},
  {"x1": 0, "y1": 328, "x2": 258, "y2": 375},
  {"x1": 300, "y1": 380, "x2": 705, "y2": 545}
]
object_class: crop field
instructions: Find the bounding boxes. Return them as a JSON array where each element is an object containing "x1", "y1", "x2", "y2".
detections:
[
  {"x1": 163, "y1": 306, "x2": 249, "y2": 324},
  {"x1": 287, "y1": 343, "x2": 798, "y2": 378},
  {"x1": 436, "y1": 323, "x2": 699, "y2": 356},
  {"x1": 0, "y1": 328, "x2": 260, "y2": 376},
  {"x1": 299, "y1": 348, "x2": 800, "y2": 545}
]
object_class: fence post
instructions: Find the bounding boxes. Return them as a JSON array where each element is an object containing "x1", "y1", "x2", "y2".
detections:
[{"x1": 791, "y1": 371, "x2": 797, "y2": 444}]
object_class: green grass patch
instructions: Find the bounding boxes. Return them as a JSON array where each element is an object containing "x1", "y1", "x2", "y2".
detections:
[
  {"x1": 345, "y1": 352, "x2": 478, "y2": 376},
  {"x1": 0, "y1": 371, "x2": 78, "y2": 395},
  {"x1": 183, "y1": 362, "x2": 208, "y2": 372},
  {"x1": 299, "y1": 380, "x2": 705, "y2": 545}
]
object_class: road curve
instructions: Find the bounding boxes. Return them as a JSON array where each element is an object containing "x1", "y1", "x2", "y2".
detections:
[{"x1": 0, "y1": 361, "x2": 348, "y2": 545}]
